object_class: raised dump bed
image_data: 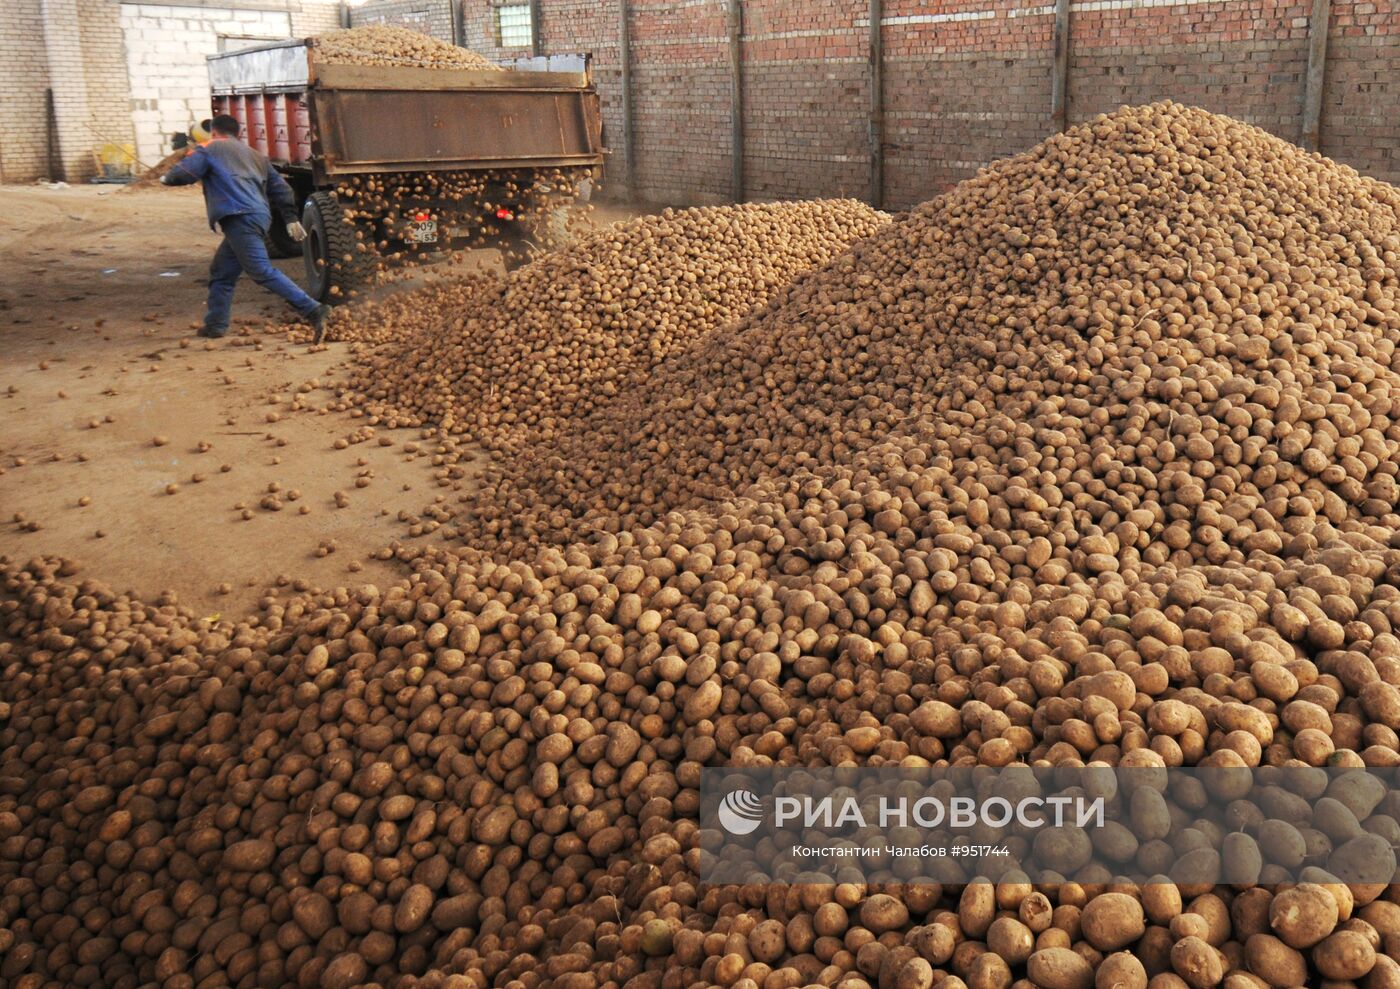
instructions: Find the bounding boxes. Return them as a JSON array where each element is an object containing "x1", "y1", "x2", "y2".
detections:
[{"x1": 206, "y1": 40, "x2": 605, "y2": 300}]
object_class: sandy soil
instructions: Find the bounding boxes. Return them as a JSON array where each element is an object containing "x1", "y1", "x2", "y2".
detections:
[{"x1": 0, "y1": 182, "x2": 517, "y2": 617}]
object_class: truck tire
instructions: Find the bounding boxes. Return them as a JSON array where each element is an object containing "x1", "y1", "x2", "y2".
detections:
[{"x1": 302, "y1": 192, "x2": 371, "y2": 303}]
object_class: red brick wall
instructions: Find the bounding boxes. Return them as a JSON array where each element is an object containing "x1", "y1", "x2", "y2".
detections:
[
  {"x1": 628, "y1": 0, "x2": 731, "y2": 203},
  {"x1": 459, "y1": 0, "x2": 1399, "y2": 209},
  {"x1": 1321, "y1": 0, "x2": 1400, "y2": 181},
  {"x1": 883, "y1": 0, "x2": 1055, "y2": 208},
  {"x1": 1066, "y1": 1, "x2": 1312, "y2": 141},
  {"x1": 739, "y1": 1, "x2": 868, "y2": 202}
]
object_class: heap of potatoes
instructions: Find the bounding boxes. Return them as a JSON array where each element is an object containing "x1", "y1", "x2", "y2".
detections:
[
  {"x1": 461, "y1": 101, "x2": 1400, "y2": 558},
  {"x1": 313, "y1": 25, "x2": 500, "y2": 71},
  {"x1": 308, "y1": 272, "x2": 501, "y2": 345},
  {"x1": 4, "y1": 102, "x2": 1400, "y2": 989},
  {"x1": 342, "y1": 200, "x2": 888, "y2": 450}
]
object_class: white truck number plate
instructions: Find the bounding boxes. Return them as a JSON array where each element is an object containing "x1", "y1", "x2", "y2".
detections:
[{"x1": 405, "y1": 219, "x2": 438, "y2": 244}]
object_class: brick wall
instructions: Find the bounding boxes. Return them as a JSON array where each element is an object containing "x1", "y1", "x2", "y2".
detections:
[
  {"x1": 461, "y1": 0, "x2": 527, "y2": 58},
  {"x1": 741, "y1": 0, "x2": 867, "y2": 202},
  {"x1": 78, "y1": 0, "x2": 141, "y2": 172},
  {"x1": 628, "y1": 0, "x2": 730, "y2": 203},
  {"x1": 1, "y1": 0, "x2": 54, "y2": 181},
  {"x1": 498, "y1": 0, "x2": 1398, "y2": 209},
  {"x1": 3, "y1": 0, "x2": 1394, "y2": 195},
  {"x1": 1066, "y1": 0, "x2": 1311, "y2": 138},
  {"x1": 41, "y1": 0, "x2": 100, "y2": 182},
  {"x1": 122, "y1": 4, "x2": 296, "y2": 165},
  {"x1": 882, "y1": 0, "x2": 1054, "y2": 208},
  {"x1": 1320, "y1": 1, "x2": 1400, "y2": 180},
  {"x1": 350, "y1": 0, "x2": 454, "y2": 42},
  {"x1": 0, "y1": 0, "x2": 340, "y2": 182}
]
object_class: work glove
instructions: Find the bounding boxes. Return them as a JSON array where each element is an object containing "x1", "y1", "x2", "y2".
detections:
[{"x1": 286, "y1": 221, "x2": 307, "y2": 243}]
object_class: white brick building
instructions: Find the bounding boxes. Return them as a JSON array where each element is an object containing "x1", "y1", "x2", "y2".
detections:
[{"x1": 0, "y1": 0, "x2": 342, "y2": 182}]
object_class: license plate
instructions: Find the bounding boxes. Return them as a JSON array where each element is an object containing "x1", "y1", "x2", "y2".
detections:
[{"x1": 405, "y1": 219, "x2": 438, "y2": 244}]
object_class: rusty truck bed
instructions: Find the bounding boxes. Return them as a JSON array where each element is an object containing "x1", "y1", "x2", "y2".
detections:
[{"x1": 206, "y1": 40, "x2": 605, "y2": 184}]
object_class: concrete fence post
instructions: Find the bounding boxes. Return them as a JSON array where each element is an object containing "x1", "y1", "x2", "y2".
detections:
[
  {"x1": 1051, "y1": 0, "x2": 1071, "y2": 132},
  {"x1": 728, "y1": 0, "x2": 743, "y2": 202},
  {"x1": 869, "y1": 0, "x2": 883, "y2": 210},
  {"x1": 1301, "y1": 0, "x2": 1331, "y2": 153},
  {"x1": 618, "y1": 0, "x2": 633, "y2": 196}
]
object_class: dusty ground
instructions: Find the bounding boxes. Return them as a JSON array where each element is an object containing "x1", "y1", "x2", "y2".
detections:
[{"x1": 0, "y1": 182, "x2": 534, "y2": 617}]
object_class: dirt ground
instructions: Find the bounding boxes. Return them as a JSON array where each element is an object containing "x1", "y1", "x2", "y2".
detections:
[{"x1": 0, "y1": 181, "x2": 573, "y2": 617}]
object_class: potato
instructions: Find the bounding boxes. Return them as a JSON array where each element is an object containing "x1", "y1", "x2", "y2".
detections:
[
  {"x1": 1096, "y1": 952, "x2": 1147, "y2": 989},
  {"x1": 1027, "y1": 947, "x2": 1094, "y2": 989},
  {"x1": 1230, "y1": 889, "x2": 1274, "y2": 942},
  {"x1": 907, "y1": 924, "x2": 955, "y2": 966},
  {"x1": 1329, "y1": 834, "x2": 1397, "y2": 903},
  {"x1": 1269, "y1": 884, "x2": 1340, "y2": 949},
  {"x1": 223, "y1": 839, "x2": 275, "y2": 871},
  {"x1": 1142, "y1": 882, "x2": 1182, "y2": 925},
  {"x1": 964, "y1": 953, "x2": 1010, "y2": 989},
  {"x1": 1081, "y1": 893, "x2": 1146, "y2": 951},
  {"x1": 1358, "y1": 901, "x2": 1400, "y2": 936},
  {"x1": 1243, "y1": 933, "x2": 1306, "y2": 987},
  {"x1": 1187, "y1": 895, "x2": 1233, "y2": 947},
  {"x1": 1225, "y1": 978, "x2": 1269, "y2": 989},
  {"x1": 1170, "y1": 937, "x2": 1223, "y2": 989},
  {"x1": 393, "y1": 883, "x2": 434, "y2": 933},
  {"x1": 861, "y1": 894, "x2": 910, "y2": 934},
  {"x1": 749, "y1": 919, "x2": 787, "y2": 963},
  {"x1": 1312, "y1": 930, "x2": 1377, "y2": 980},
  {"x1": 1366, "y1": 955, "x2": 1400, "y2": 989},
  {"x1": 958, "y1": 884, "x2": 995, "y2": 939},
  {"x1": 321, "y1": 953, "x2": 368, "y2": 989},
  {"x1": 1020, "y1": 892, "x2": 1054, "y2": 933},
  {"x1": 986, "y1": 917, "x2": 1034, "y2": 966}
]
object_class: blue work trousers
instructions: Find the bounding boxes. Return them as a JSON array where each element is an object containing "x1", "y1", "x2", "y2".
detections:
[{"x1": 204, "y1": 213, "x2": 317, "y2": 336}]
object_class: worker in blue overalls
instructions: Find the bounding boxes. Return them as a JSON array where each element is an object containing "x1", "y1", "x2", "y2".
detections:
[{"x1": 162, "y1": 113, "x2": 330, "y2": 342}]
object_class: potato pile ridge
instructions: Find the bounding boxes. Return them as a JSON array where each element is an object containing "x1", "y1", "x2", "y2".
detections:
[
  {"x1": 341, "y1": 200, "x2": 888, "y2": 452},
  {"x1": 463, "y1": 100, "x2": 1400, "y2": 562},
  {"x1": 313, "y1": 26, "x2": 501, "y2": 71}
]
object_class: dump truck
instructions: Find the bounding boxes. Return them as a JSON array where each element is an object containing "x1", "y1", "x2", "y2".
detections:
[{"x1": 206, "y1": 41, "x2": 605, "y2": 301}]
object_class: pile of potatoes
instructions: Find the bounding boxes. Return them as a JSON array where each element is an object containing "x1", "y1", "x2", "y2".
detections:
[
  {"x1": 342, "y1": 200, "x2": 888, "y2": 450},
  {"x1": 460, "y1": 100, "x2": 1400, "y2": 558},
  {"x1": 5, "y1": 102, "x2": 1400, "y2": 989},
  {"x1": 304, "y1": 271, "x2": 501, "y2": 345},
  {"x1": 313, "y1": 25, "x2": 500, "y2": 71}
]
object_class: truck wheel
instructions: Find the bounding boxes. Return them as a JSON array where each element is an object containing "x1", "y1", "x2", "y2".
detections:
[{"x1": 302, "y1": 191, "x2": 370, "y2": 303}]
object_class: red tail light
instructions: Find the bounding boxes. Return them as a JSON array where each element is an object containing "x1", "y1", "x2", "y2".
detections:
[{"x1": 496, "y1": 207, "x2": 515, "y2": 221}]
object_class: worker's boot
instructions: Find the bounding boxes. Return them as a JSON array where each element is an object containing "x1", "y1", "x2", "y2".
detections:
[{"x1": 309, "y1": 304, "x2": 332, "y2": 344}]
